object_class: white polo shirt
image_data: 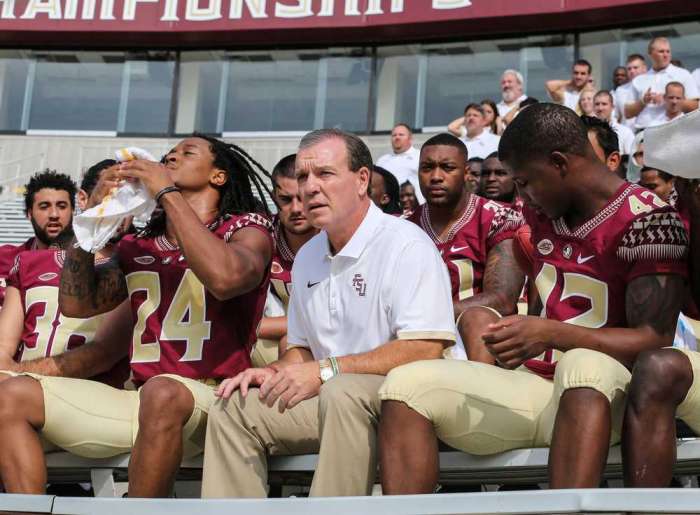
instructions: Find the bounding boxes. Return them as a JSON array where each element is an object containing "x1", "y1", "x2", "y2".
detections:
[
  {"x1": 614, "y1": 82, "x2": 637, "y2": 130},
  {"x1": 610, "y1": 119, "x2": 635, "y2": 155},
  {"x1": 376, "y1": 146, "x2": 424, "y2": 204},
  {"x1": 647, "y1": 111, "x2": 684, "y2": 127},
  {"x1": 287, "y1": 202, "x2": 458, "y2": 360},
  {"x1": 631, "y1": 63, "x2": 699, "y2": 129},
  {"x1": 497, "y1": 94, "x2": 527, "y2": 117},
  {"x1": 460, "y1": 130, "x2": 501, "y2": 159}
]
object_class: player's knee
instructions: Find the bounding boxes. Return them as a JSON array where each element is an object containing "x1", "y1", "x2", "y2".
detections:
[
  {"x1": 0, "y1": 377, "x2": 44, "y2": 426},
  {"x1": 554, "y1": 348, "x2": 628, "y2": 401},
  {"x1": 138, "y1": 377, "x2": 194, "y2": 430},
  {"x1": 629, "y1": 349, "x2": 692, "y2": 406}
]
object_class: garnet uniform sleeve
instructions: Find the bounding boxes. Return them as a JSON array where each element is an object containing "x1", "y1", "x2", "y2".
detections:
[
  {"x1": 617, "y1": 209, "x2": 689, "y2": 282},
  {"x1": 6, "y1": 253, "x2": 22, "y2": 290},
  {"x1": 483, "y1": 201, "x2": 525, "y2": 252},
  {"x1": 223, "y1": 212, "x2": 274, "y2": 243}
]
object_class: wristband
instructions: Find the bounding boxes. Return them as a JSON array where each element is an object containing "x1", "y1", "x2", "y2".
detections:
[
  {"x1": 329, "y1": 356, "x2": 340, "y2": 376},
  {"x1": 155, "y1": 186, "x2": 181, "y2": 204}
]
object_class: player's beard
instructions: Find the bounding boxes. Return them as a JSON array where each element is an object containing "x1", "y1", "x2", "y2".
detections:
[{"x1": 31, "y1": 218, "x2": 75, "y2": 249}]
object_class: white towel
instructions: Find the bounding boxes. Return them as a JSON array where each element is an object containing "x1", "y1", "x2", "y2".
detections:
[
  {"x1": 645, "y1": 110, "x2": 700, "y2": 179},
  {"x1": 73, "y1": 147, "x2": 158, "y2": 253}
]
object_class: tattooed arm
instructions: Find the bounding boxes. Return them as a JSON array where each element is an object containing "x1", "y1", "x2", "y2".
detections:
[
  {"x1": 453, "y1": 239, "x2": 525, "y2": 319},
  {"x1": 482, "y1": 273, "x2": 685, "y2": 370},
  {"x1": 58, "y1": 241, "x2": 128, "y2": 318}
]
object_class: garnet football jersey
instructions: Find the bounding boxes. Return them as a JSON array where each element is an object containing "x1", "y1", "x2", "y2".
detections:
[
  {"x1": 7, "y1": 248, "x2": 129, "y2": 387},
  {"x1": 269, "y1": 216, "x2": 294, "y2": 311},
  {"x1": 523, "y1": 183, "x2": 688, "y2": 378},
  {"x1": 410, "y1": 194, "x2": 524, "y2": 300},
  {"x1": 118, "y1": 213, "x2": 272, "y2": 385},
  {"x1": 0, "y1": 238, "x2": 35, "y2": 306}
]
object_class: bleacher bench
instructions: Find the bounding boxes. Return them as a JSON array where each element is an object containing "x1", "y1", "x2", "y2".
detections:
[{"x1": 44, "y1": 438, "x2": 700, "y2": 497}]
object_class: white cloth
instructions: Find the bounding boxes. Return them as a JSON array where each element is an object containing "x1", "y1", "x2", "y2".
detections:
[
  {"x1": 563, "y1": 89, "x2": 581, "y2": 111},
  {"x1": 630, "y1": 63, "x2": 700, "y2": 129},
  {"x1": 614, "y1": 82, "x2": 637, "y2": 130},
  {"x1": 286, "y1": 202, "x2": 460, "y2": 359},
  {"x1": 645, "y1": 109, "x2": 700, "y2": 179},
  {"x1": 376, "y1": 146, "x2": 424, "y2": 204},
  {"x1": 460, "y1": 130, "x2": 501, "y2": 159},
  {"x1": 674, "y1": 313, "x2": 698, "y2": 351},
  {"x1": 647, "y1": 111, "x2": 684, "y2": 128},
  {"x1": 692, "y1": 68, "x2": 700, "y2": 94},
  {"x1": 497, "y1": 94, "x2": 527, "y2": 118},
  {"x1": 610, "y1": 120, "x2": 635, "y2": 155},
  {"x1": 73, "y1": 147, "x2": 157, "y2": 253}
]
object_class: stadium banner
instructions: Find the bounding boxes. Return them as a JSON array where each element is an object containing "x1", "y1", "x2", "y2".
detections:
[{"x1": 0, "y1": 0, "x2": 695, "y2": 47}]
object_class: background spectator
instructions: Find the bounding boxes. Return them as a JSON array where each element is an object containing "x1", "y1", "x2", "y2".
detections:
[
  {"x1": 545, "y1": 59, "x2": 593, "y2": 110},
  {"x1": 612, "y1": 66, "x2": 628, "y2": 89},
  {"x1": 496, "y1": 69, "x2": 527, "y2": 118},
  {"x1": 647, "y1": 81, "x2": 686, "y2": 126},
  {"x1": 376, "y1": 123, "x2": 424, "y2": 204},
  {"x1": 370, "y1": 165, "x2": 402, "y2": 215},
  {"x1": 594, "y1": 90, "x2": 634, "y2": 155},
  {"x1": 448, "y1": 104, "x2": 500, "y2": 159},
  {"x1": 480, "y1": 152, "x2": 517, "y2": 205},
  {"x1": 615, "y1": 54, "x2": 648, "y2": 129},
  {"x1": 577, "y1": 87, "x2": 596, "y2": 116},
  {"x1": 467, "y1": 157, "x2": 484, "y2": 194},
  {"x1": 639, "y1": 167, "x2": 675, "y2": 202},
  {"x1": 481, "y1": 99, "x2": 500, "y2": 134},
  {"x1": 399, "y1": 180, "x2": 419, "y2": 217},
  {"x1": 625, "y1": 37, "x2": 699, "y2": 129}
]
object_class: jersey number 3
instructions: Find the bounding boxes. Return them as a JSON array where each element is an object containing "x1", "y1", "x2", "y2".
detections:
[{"x1": 127, "y1": 270, "x2": 212, "y2": 363}]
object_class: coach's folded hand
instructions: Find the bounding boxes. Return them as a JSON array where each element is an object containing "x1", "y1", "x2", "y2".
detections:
[
  {"x1": 258, "y1": 361, "x2": 321, "y2": 413},
  {"x1": 118, "y1": 160, "x2": 175, "y2": 199},
  {"x1": 482, "y1": 315, "x2": 554, "y2": 369},
  {"x1": 216, "y1": 367, "x2": 276, "y2": 400}
]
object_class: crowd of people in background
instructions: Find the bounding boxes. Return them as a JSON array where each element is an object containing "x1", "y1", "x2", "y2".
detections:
[{"x1": 0, "y1": 34, "x2": 696, "y2": 502}]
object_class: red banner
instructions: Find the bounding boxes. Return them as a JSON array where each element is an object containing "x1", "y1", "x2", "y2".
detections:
[{"x1": 0, "y1": 0, "x2": 694, "y2": 47}]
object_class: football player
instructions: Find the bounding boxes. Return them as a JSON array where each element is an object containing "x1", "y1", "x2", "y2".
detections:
[
  {"x1": 378, "y1": 103, "x2": 687, "y2": 493},
  {"x1": 251, "y1": 154, "x2": 318, "y2": 367},
  {"x1": 409, "y1": 133, "x2": 525, "y2": 361},
  {"x1": 0, "y1": 164, "x2": 129, "y2": 385},
  {"x1": 0, "y1": 135, "x2": 273, "y2": 498},
  {"x1": 0, "y1": 170, "x2": 77, "y2": 306}
]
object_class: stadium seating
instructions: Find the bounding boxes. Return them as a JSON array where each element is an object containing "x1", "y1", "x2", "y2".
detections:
[
  {"x1": 0, "y1": 198, "x2": 33, "y2": 245},
  {"x1": 41, "y1": 439, "x2": 700, "y2": 498}
]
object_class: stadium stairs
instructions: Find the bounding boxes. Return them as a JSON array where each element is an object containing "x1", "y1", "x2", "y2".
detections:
[{"x1": 0, "y1": 198, "x2": 33, "y2": 245}]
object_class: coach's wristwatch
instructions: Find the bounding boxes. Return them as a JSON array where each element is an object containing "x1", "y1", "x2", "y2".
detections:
[{"x1": 319, "y1": 358, "x2": 338, "y2": 383}]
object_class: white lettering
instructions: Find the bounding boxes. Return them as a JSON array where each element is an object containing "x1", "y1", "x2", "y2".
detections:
[
  {"x1": 274, "y1": 0, "x2": 311, "y2": 18},
  {"x1": 123, "y1": 0, "x2": 157, "y2": 20},
  {"x1": 432, "y1": 0, "x2": 471, "y2": 9},
  {"x1": 64, "y1": 0, "x2": 78, "y2": 18},
  {"x1": 0, "y1": 0, "x2": 15, "y2": 19},
  {"x1": 100, "y1": 0, "x2": 115, "y2": 19},
  {"x1": 364, "y1": 0, "x2": 382, "y2": 15},
  {"x1": 344, "y1": 0, "x2": 360, "y2": 15},
  {"x1": 81, "y1": 0, "x2": 94, "y2": 19},
  {"x1": 318, "y1": 0, "x2": 364, "y2": 16},
  {"x1": 161, "y1": 0, "x2": 179, "y2": 20},
  {"x1": 20, "y1": 0, "x2": 61, "y2": 19},
  {"x1": 391, "y1": 0, "x2": 403, "y2": 12},
  {"x1": 229, "y1": 0, "x2": 266, "y2": 18},
  {"x1": 186, "y1": 0, "x2": 220, "y2": 20}
]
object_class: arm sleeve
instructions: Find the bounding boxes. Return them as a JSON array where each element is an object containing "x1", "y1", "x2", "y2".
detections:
[
  {"x1": 6, "y1": 254, "x2": 21, "y2": 290},
  {"x1": 485, "y1": 202, "x2": 525, "y2": 252},
  {"x1": 389, "y1": 239, "x2": 456, "y2": 342},
  {"x1": 617, "y1": 209, "x2": 689, "y2": 282}
]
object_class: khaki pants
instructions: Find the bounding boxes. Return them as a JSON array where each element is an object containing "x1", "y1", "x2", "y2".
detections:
[
  {"x1": 675, "y1": 349, "x2": 700, "y2": 432},
  {"x1": 250, "y1": 338, "x2": 279, "y2": 368},
  {"x1": 202, "y1": 373, "x2": 384, "y2": 498},
  {"x1": 379, "y1": 348, "x2": 631, "y2": 454},
  {"x1": 11, "y1": 372, "x2": 216, "y2": 458}
]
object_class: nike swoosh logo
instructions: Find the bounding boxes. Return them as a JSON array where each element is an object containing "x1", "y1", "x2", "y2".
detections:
[
  {"x1": 577, "y1": 254, "x2": 595, "y2": 264},
  {"x1": 450, "y1": 245, "x2": 469, "y2": 253},
  {"x1": 307, "y1": 281, "x2": 320, "y2": 288}
]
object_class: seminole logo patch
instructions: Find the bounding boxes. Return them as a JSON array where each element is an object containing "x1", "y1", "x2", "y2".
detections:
[
  {"x1": 134, "y1": 256, "x2": 156, "y2": 265},
  {"x1": 38, "y1": 272, "x2": 58, "y2": 281},
  {"x1": 537, "y1": 239, "x2": 554, "y2": 256},
  {"x1": 271, "y1": 261, "x2": 283, "y2": 274}
]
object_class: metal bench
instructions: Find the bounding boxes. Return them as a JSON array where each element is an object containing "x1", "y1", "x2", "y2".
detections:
[{"x1": 43, "y1": 438, "x2": 700, "y2": 497}]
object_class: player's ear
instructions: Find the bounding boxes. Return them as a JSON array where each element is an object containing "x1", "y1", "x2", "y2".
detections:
[
  {"x1": 210, "y1": 167, "x2": 228, "y2": 187},
  {"x1": 357, "y1": 166, "x2": 370, "y2": 196},
  {"x1": 606, "y1": 151, "x2": 621, "y2": 174},
  {"x1": 550, "y1": 151, "x2": 569, "y2": 176},
  {"x1": 76, "y1": 189, "x2": 89, "y2": 211}
]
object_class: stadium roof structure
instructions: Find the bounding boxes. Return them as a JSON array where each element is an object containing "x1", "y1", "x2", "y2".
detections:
[{"x1": 0, "y1": 0, "x2": 697, "y2": 48}]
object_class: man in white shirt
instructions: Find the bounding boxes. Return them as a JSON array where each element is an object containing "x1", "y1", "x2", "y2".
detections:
[
  {"x1": 202, "y1": 128, "x2": 458, "y2": 498},
  {"x1": 545, "y1": 59, "x2": 593, "y2": 111},
  {"x1": 448, "y1": 103, "x2": 500, "y2": 159},
  {"x1": 648, "y1": 81, "x2": 686, "y2": 127},
  {"x1": 614, "y1": 54, "x2": 648, "y2": 129},
  {"x1": 593, "y1": 90, "x2": 634, "y2": 155},
  {"x1": 625, "y1": 37, "x2": 699, "y2": 130},
  {"x1": 376, "y1": 123, "x2": 424, "y2": 204},
  {"x1": 496, "y1": 69, "x2": 528, "y2": 118}
]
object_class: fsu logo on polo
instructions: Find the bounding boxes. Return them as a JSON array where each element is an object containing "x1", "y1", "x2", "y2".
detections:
[
  {"x1": 352, "y1": 274, "x2": 367, "y2": 297},
  {"x1": 537, "y1": 239, "x2": 554, "y2": 256}
]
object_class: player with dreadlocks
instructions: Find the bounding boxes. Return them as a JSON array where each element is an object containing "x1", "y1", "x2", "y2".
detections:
[{"x1": 0, "y1": 136, "x2": 274, "y2": 498}]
